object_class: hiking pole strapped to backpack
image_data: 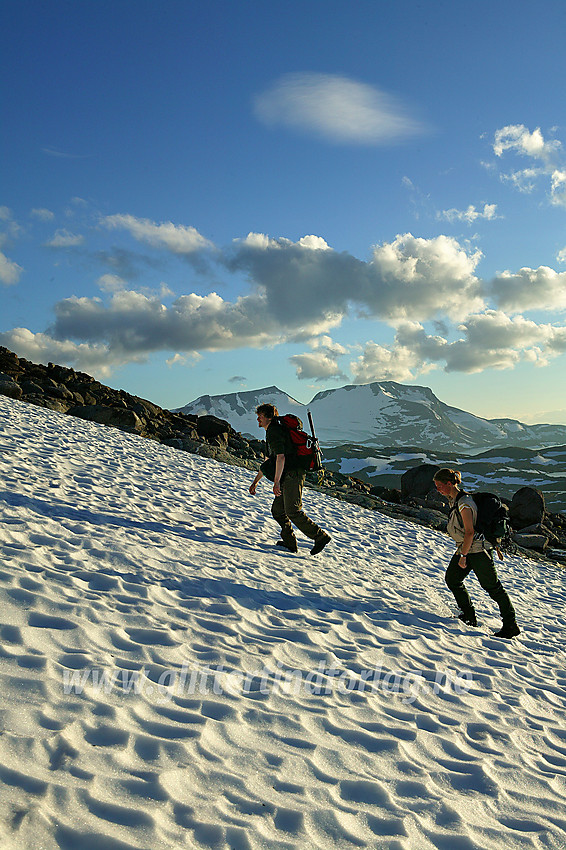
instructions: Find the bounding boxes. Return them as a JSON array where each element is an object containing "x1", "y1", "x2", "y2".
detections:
[{"x1": 307, "y1": 409, "x2": 324, "y2": 478}]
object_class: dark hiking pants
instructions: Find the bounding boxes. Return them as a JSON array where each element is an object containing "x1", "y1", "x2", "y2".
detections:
[
  {"x1": 271, "y1": 469, "x2": 323, "y2": 544},
  {"x1": 445, "y1": 550, "x2": 517, "y2": 626}
]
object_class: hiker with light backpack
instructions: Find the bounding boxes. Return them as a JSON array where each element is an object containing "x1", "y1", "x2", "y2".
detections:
[
  {"x1": 433, "y1": 468, "x2": 520, "y2": 639},
  {"x1": 248, "y1": 404, "x2": 331, "y2": 555}
]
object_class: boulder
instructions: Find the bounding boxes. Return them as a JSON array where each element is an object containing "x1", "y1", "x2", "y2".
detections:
[
  {"x1": 20, "y1": 379, "x2": 44, "y2": 396},
  {"x1": 196, "y1": 414, "x2": 230, "y2": 447},
  {"x1": 513, "y1": 532, "x2": 549, "y2": 552},
  {"x1": 400, "y1": 463, "x2": 441, "y2": 498},
  {"x1": 0, "y1": 374, "x2": 23, "y2": 400},
  {"x1": 509, "y1": 486, "x2": 545, "y2": 529},
  {"x1": 369, "y1": 485, "x2": 402, "y2": 504},
  {"x1": 67, "y1": 405, "x2": 144, "y2": 433}
]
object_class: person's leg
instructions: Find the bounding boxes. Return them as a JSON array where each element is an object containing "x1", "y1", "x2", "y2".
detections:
[
  {"x1": 469, "y1": 551, "x2": 518, "y2": 628},
  {"x1": 282, "y1": 470, "x2": 327, "y2": 542},
  {"x1": 445, "y1": 553, "x2": 476, "y2": 621},
  {"x1": 271, "y1": 493, "x2": 297, "y2": 550}
]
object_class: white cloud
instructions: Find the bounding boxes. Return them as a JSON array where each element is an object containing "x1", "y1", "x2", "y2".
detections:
[
  {"x1": 551, "y1": 169, "x2": 566, "y2": 206},
  {"x1": 0, "y1": 328, "x2": 121, "y2": 376},
  {"x1": 44, "y1": 229, "x2": 85, "y2": 248},
  {"x1": 31, "y1": 208, "x2": 55, "y2": 221},
  {"x1": 165, "y1": 352, "x2": 202, "y2": 367},
  {"x1": 254, "y1": 73, "x2": 427, "y2": 145},
  {"x1": 290, "y1": 351, "x2": 347, "y2": 381},
  {"x1": 97, "y1": 274, "x2": 128, "y2": 292},
  {"x1": 557, "y1": 247, "x2": 566, "y2": 265},
  {"x1": 0, "y1": 251, "x2": 23, "y2": 285},
  {"x1": 493, "y1": 125, "x2": 566, "y2": 207},
  {"x1": 350, "y1": 340, "x2": 425, "y2": 383},
  {"x1": 489, "y1": 266, "x2": 566, "y2": 312},
  {"x1": 350, "y1": 312, "x2": 566, "y2": 382},
  {"x1": 228, "y1": 231, "x2": 485, "y2": 326},
  {"x1": 290, "y1": 335, "x2": 349, "y2": 381},
  {"x1": 0, "y1": 206, "x2": 12, "y2": 221},
  {"x1": 367, "y1": 233, "x2": 484, "y2": 320},
  {"x1": 493, "y1": 125, "x2": 561, "y2": 162},
  {"x1": 438, "y1": 203, "x2": 499, "y2": 224},
  {"x1": 102, "y1": 214, "x2": 213, "y2": 255}
]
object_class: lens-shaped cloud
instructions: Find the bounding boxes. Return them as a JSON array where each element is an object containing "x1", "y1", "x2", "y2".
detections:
[{"x1": 254, "y1": 73, "x2": 427, "y2": 145}]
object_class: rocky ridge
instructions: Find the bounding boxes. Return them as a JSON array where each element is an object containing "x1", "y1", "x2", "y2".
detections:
[{"x1": 1, "y1": 346, "x2": 564, "y2": 565}]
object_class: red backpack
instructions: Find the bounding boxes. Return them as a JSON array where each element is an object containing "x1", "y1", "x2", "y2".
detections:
[{"x1": 275, "y1": 413, "x2": 323, "y2": 472}]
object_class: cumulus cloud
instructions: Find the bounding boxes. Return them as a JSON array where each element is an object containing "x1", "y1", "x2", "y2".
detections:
[
  {"x1": 254, "y1": 73, "x2": 427, "y2": 145},
  {"x1": 290, "y1": 335, "x2": 349, "y2": 381},
  {"x1": 102, "y1": 214, "x2": 213, "y2": 255},
  {"x1": 0, "y1": 251, "x2": 23, "y2": 285},
  {"x1": 489, "y1": 266, "x2": 566, "y2": 312},
  {"x1": 0, "y1": 328, "x2": 121, "y2": 376},
  {"x1": 228, "y1": 231, "x2": 484, "y2": 326},
  {"x1": 44, "y1": 229, "x2": 85, "y2": 248},
  {"x1": 350, "y1": 337, "x2": 428, "y2": 383},
  {"x1": 438, "y1": 203, "x2": 499, "y2": 224},
  {"x1": 44, "y1": 288, "x2": 317, "y2": 359},
  {"x1": 290, "y1": 351, "x2": 348, "y2": 381},
  {"x1": 350, "y1": 312, "x2": 566, "y2": 382}
]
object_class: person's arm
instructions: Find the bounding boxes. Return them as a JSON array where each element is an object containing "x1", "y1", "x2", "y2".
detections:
[
  {"x1": 273, "y1": 453, "x2": 285, "y2": 496},
  {"x1": 459, "y1": 506, "x2": 474, "y2": 568},
  {"x1": 249, "y1": 470, "x2": 263, "y2": 495}
]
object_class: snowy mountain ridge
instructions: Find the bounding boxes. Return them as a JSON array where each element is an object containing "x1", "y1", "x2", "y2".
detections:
[{"x1": 175, "y1": 380, "x2": 566, "y2": 451}]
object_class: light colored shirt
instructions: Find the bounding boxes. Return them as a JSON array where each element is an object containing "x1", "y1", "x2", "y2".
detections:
[{"x1": 447, "y1": 493, "x2": 489, "y2": 554}]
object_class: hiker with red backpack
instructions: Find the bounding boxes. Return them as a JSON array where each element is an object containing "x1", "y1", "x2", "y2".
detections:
[
  {"x1": 248, "y1": 404, "x2": 331, "y2": 555},
  {"x1": 433, "y1": 468, "x2": 520, "y2": 639}
]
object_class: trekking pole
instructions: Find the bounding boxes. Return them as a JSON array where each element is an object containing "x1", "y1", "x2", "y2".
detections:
[{"x1": 307, "y1": 409, "x2": 324, "y2": 482}]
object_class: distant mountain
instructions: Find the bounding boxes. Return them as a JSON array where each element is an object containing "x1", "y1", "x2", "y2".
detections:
[
  {"x1": 174, "y1": 386, "x2": 305, "y2": 441},
  {"x1": 175, "y1": 381, "x2": 566, "y2": 452}
]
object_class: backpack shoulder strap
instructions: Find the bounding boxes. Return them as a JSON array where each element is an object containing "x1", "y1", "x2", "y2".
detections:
[{"x1": 449, "y1": 490, "x2": 468, "y2": 524}]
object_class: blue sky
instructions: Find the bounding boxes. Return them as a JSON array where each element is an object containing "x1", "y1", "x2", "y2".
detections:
[{"x1": 2, "y1": 0, "x2": 566, "y2": 424}]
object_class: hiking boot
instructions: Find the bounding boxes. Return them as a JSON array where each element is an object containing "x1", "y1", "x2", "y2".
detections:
[
  {"x1": 277, "y1": 538, "x2": 298, "y2": 553},
  {"x1": 494, "y1": 623, "x2": 520, "y2": 639},
  {"x1": 310, "y1": 533, "x2": 331, "y2": 556},
  {"x1": 458, "y1": 612, "x2": 478, "y2": 627}
]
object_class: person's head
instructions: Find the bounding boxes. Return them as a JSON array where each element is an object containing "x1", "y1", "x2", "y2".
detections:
[
  {"x1": 433, "y1": 467, "x2": 462, "y2": 497},
  {"x1": 256, "y1": 403, "x2": 278, "y2": 430}
]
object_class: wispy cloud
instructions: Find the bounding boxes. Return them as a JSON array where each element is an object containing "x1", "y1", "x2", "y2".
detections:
[
  {"x1": 44, "y1": 229, "x2": 85, "y2": 248},
  {"x1": 438, "y1": 203, "x2": 500, "y2": 224},
  {"x1": 31, "y1": 208, "x2": 55, "y2": 221},
  {"x1": 493, "y1": 125, "x2": 566, "y2": 207},
  {"x1": 254, "y1": 73, "x2": 428, "y2": 145},
  {"x1": 102, "y1": 214, "x2": 214, "y2": 256},
  {"x1": 41, "y1": 147, "x2": 90, "y2": 159}
]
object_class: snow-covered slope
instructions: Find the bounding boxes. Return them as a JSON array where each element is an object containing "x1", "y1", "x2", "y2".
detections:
[
  {"x1": 1, "y1": 394, "x2": 566, "y2": 850},
  {"x1": 176, "y1": 381, "x2": 566, "y2": 451}
]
